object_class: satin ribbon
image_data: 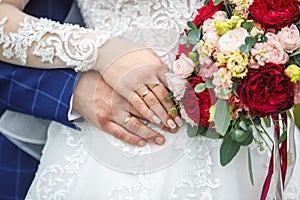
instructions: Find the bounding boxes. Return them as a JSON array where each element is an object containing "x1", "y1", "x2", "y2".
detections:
[{"x1": 260, "y1": 113, "x2": 291, "y2": 200}]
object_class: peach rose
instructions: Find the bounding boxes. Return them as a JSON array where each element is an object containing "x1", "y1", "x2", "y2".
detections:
[
  {"x1": 166, "y1": 73, "x2": 186, "y2": 100},
  {"x1": 212, "y1": 11, "x2": 227, "y2": 22},
  {"x1": 203, "y1": 19, "x2": 216, "y2": 34},
  {"x1": 218, "y1": 28, "x2": 249, "y2": 55},
  {"x1": 172, "y1": 53, "x2": 194, "y2": 78},
  {"x1": 251, "y1": 33, "x2": 289, "y2": 65},
  {"x1": 277, "y1": 24, "x2": 300, "y2": 53}
]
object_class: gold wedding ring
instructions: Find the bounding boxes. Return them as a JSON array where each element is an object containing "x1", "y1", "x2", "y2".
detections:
[
  {"x1": 148, "y1": 83, "x2": 159, "y2": 90},
  {"x1": 140, "y1": 89, "x2": 150, "y2": 98},
  {"x1": 122, "y1": 116, "x2": 131, "y2": 126}
]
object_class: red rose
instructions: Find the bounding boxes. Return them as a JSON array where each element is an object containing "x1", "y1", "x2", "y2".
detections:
[
  {"x1": 192, "y1": 0, "x2": 225, "y2": 27},
  {"x1": 238, "y1": 63, "x2": 294, "y2": 117},
  {"x1": 181, "y1": 76, "x2": 212, "y2": 127},
  {"x1": 249, "y1": 0, "x2": 300, "y2": 31}
]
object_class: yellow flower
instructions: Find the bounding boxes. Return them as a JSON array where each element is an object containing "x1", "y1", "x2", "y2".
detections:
[
  {"x1": 214, "y1": 16, "x2": 244, "y2": 35},
  {"x1": 285, "y1": 64, "x2": 300, "y2": 82},
  {"x1": 216, "y1": 52, "x2": 228, "y2": 66},
  {"x1": 208, "y1": 104, "x2": 216, "y2": 122},
  {"x1": 226, "y1": 51, "x2": 249, "y2": 78}
]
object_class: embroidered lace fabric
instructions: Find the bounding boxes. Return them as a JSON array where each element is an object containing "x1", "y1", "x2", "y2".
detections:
[
  {"x1": 25, "y1": 0, "x2": 300, "y2": 199},
  {"x1": 0, "y1": 16, "x2": 110, "y2": 71}
]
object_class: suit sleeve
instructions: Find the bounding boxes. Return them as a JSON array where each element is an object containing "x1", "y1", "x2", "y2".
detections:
[{"x1": 0, "y1": 62, "x2": 79, "y2": 128}]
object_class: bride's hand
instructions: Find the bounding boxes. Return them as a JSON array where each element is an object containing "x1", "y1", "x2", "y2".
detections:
[
  {"x1": 94, "y1": 37, "x2": 183, "y2": 129},
  {"x1": 73, "y1": 71, "x2": 177, "y2": 146}
]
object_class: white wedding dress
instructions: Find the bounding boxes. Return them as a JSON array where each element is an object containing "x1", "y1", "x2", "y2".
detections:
[{"x1": 26, "y1": 0, "x2": 300, "y2": 199}]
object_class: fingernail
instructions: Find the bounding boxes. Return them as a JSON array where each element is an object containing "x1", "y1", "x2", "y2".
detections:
[
  {"x1": 167, "y1": 119, "x2": 176, "y2": 129},
  {"x1": 175, "y1": 116, "x2": 183, "y2": 127},
  {"x1": 138, "y1": 140, "x2": 146, "y2": 146},
  {"x1": 152, "y1": 115, "x2": 161, "y2": 124},
  {"x1": 155, "y1": 137, "x2": 165, "y2": 145}
]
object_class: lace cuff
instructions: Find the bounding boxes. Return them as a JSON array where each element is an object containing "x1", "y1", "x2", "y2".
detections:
[{"x1": 0, "y1": 16, "x2": 110, "y2": 72}]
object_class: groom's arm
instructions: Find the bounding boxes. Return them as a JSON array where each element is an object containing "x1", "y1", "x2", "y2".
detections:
[{"x1": 0, "y1": 61, "x2": 79, "y2": 128}]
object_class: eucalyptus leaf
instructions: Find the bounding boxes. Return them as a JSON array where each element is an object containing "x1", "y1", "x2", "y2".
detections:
[
  {"x1": 213, "y1": 0, "x2": 224, "y2": 6},
  {"x1": 248, "y1": 147, "x2": 254, "y2": 186},
  {"x1": 215, "y1": 99, "x2": 231, "y2": 136},
  {"x1": 194, "y1": 83, "x2": 207, "y2": 93},
  {"x1": 206, "y1": 78, "x2": 215, "y2": 89},
  {"x1": 252, "y1": 117, "x2": 261, "y2": 126},
  {"x1": 240, "y1": 44, "x2": 252, "y2": 55},
  {"x1": 219, "y1": 88, "x2": 231, "y2": 97},
  {"x1": 290, "y1": 50, "x2": 300, "y2": 57},
  {"x1": 241, "y1": 21, "x2": 254, "y2": 32},
  {"x1": 187, "y1": 21, "x2": 197, "y2": 29},
  {"x1": 279, "y1": 123, "x2": 287, "y2": 144},
  {"x1": 204, "y1": 0, "x2": 209, "y2": 5},
  {"x1": 202, "y1": 128, "x2": 222, "y2": 139},
  {"x1": 240, "y1": 131, "x2": 254, "y2": 146},
  {"x1": 179, "y1": 36, "x2": 187, "y2": 44},
  {"x1": 188, "y1": 29, "x2": 201, "y2": 43},
  {"x1": 220, "y1": 133, "x2": 240, "y2": 166},
  {"x1": 245, "y1": 37, "x2": 256, "y2": 47}
]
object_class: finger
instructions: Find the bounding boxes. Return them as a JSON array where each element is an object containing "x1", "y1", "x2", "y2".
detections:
[
  {"x1": 103, "y1": 121, "x2": 147, "y2": 146},
  {"x1": 149, "y1": 83, "x2": 183, "y2": 127},
  {"x1": 129, "y1": 92, "x2": 161, "y2": 125},
  {"x1": 135, "y1": 85, "x2": 177, "y2": 129},
  {"x1": 116, "y1": 113, "x2": 166, "y2": 145}
]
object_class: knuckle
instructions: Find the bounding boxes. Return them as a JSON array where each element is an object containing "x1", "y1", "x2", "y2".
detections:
[
  {"x1": 147, "y1": 96, "x2": 159, "y2": 106},
  {"x1": 113, "y1": 129, "x2": 125, "y2": 140}
]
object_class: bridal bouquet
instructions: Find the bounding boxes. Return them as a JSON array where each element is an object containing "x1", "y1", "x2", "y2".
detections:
[{"x1": 167, "y1": 0, "x2": 300, "y2": 198}]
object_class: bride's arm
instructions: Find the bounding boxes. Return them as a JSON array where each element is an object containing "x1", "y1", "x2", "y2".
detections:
[{"x1": 0, "y1": 1, "x2": 110, "y2": 72}]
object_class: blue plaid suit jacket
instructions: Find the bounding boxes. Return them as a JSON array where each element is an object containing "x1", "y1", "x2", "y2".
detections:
[{"x1": 0, "y1": 0, "x2": 78, "y2": 199}]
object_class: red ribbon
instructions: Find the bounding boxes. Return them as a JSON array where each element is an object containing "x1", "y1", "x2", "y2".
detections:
[{"x1": 260, "y1": 114, "x2": 288, "y2": 200}]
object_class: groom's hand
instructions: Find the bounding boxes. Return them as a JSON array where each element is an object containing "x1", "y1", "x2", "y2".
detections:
[{"x1": 72, "y1": 71, "x2": 177, "y2": 146}]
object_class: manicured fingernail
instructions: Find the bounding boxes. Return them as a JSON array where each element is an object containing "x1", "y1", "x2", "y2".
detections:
[
  {"x1": 138, "y1": 140, "x2": 146, "y2": 146},
  {"x1": 152, "y1": 115, "x2": 161, "y2": 124},
  {"x1": 175, "y1": 116, "x2": 183, "y2": 127},
  {"x1": 155, "y1": 137, "x2": 165, "y2": 145},
  {"x1": 167, "y1": 119, "x2": 176, "y2": 129}
]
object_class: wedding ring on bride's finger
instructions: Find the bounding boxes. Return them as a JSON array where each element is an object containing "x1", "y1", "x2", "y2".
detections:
[
  {"x1": 148, "y1": 83, "x2": 159, "y2": 91},
  {"x1": 140, "y1": 89, "x2": 150, "y2": 98},
  {"x1": 122, "y1": 116, "x2": 131, "y2": 126}
]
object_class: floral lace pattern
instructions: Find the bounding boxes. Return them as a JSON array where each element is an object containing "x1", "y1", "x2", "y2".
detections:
[{"x1": 0, "y1": 16, "x2": 109, "y2": 71}]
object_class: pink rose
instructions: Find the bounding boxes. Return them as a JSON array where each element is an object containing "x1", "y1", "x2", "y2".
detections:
[
  {"x1": 251, "y1": 33, "x2": 289, "y2": 66},
  {"x1": 166, "y1": 73, "x2": 186, "y2": 100},
  {"x1": 199, "y1": 63, "x2": 218, "y2": 81},
  {"x1": 277, "y1": 24, "x2": 300, "y2": 53},
  {"x1": 218, "y1": 28, "x2": 249, "y2": 55},
  {"x1": 203, "y1": 31, "x2": 220, "y2": 43},
  {"x1": 203, "y1": 19, "x2": 216, "y2": 34},
  {"x1": 212, "y1": 11, "x2": 227, "y2": 22},
  {"x1": 172, "y1": 53, "x2": 194, "y2": 78}
]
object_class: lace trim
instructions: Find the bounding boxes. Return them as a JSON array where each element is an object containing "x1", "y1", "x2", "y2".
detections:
[{"x1": 0, "y1": 16, "x2": 110, "y2": 71}]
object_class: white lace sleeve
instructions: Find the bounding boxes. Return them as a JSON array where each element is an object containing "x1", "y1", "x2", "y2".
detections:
[{"x1": 0, "y1": 4, "x2": 110, "y2": 72}]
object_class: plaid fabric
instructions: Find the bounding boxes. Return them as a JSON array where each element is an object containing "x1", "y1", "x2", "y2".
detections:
[{"x1": 0, "y1": 134, "x2": 39, "y2": 200}]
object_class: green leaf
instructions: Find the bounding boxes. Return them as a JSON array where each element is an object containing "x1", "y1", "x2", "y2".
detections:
[
  {"x1": 239, "y1": 121, "x2": 248, "y2": 131},
  {"x1": 204, "y1": 0, "x2": 209, "y2": 5},
  {"x1": 188, "y1": 29, "x2": 201, "y2": 43},
  {"x1": 279, "y1": 123, "x2": 287, "y2": 144},
  {"x1": 232, "y1": 128, "x2": 249, "y2": 143},
  {"x1": 179, "y1": 36, "x2": 187, "y2": 44},
  {"x1": 252, "y1": 116, "x2": 261, "y2": 126},
  {"x1": 194, "y1": 83, "x2": 207, "y2": 93},
  {"x1": 224, "y1": 2, "x2": 233, "y2": 18},
  {"x1": 232, "y1": 82, "x2": 240, "y2": 97},
  {"x1": 213, "y1": 0, "x2": 224, "y2": 6},
  {"x1": 263, "y1": 116, "x2": 271, "y2": 128},
  {"x1": 202, "y1": 128, "x2": 222, "y2": 139},
  {"x1": 239, "y1": 44, "x2": 252, "y2": 55},
  {"x1": 239, "y1": 129, "x2": 254, "y2": 146},
  {"x1": 214, "y1": 99, "x2": 231, "y2": 136},
  {"x1": 187, "y1": 124, "x2": 205, "y2": 137},
  {"x1": 206, "y1": 78, "x2": 215, "y2": 89},
  {"x1": 220, "y1": 133, "x2": 240, "y2": 166},
  {"x1": 290, "y1": 50, "x2": 300, "y2": 57},
  {"x1": 219, "y1": 88, "x2": 231, "y2": 97},
  {"x1": 187, "y1": 21, "x2": 197, "y2": 29},
  {"x1": 248, "y1": 147, "x2": 254, "y2": 186},
  {"x1": 245, "y1": 36, "x2": 256, "y2": 47},
  {"x1": 293, "y1": 104, "x2": 300, "y2": 130},
  {"x1": 241, "y1": 21, "x2": 254, "y2": 32}
]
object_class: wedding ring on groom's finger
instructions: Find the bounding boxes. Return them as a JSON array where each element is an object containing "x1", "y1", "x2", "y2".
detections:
[{"x1": 122, "y1": 116, "x2": 131, "y2": 126}]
